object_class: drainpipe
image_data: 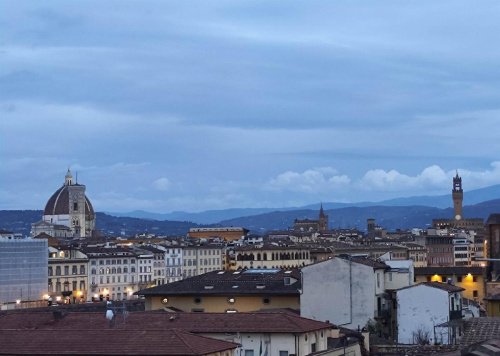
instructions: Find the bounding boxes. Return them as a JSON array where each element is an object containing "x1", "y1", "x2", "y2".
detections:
[{"x1": 339, "y1": 257, "x2": 353, "y2": 327}]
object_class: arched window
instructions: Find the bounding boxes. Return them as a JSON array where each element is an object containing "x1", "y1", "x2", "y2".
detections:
[
  {"x1": 257, "y1": 253, "x2": 261, "y2": 261},
  {"x1": 117, "y1": 267, "x2": 122, "y2": 274},
  {"x1": 124, "y1": 267, "x2": 128, "y2": 273}
]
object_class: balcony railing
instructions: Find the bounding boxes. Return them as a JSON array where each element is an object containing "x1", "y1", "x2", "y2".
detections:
[{"x1": 449, "y1": 309, "x2": 463, "y2": 320}]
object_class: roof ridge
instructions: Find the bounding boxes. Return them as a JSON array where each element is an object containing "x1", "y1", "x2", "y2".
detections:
[{"x1": 171, "y1": 328, "x2": 198, "y2": 355}]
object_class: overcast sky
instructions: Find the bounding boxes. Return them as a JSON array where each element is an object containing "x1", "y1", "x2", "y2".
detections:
[{"x1": 2, "y1": 1, "x2": 500, "y2": 213}]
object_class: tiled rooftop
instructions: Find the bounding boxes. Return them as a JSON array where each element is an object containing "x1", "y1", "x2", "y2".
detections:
[
  {"x1": 137, "y1": 268, "x2": 301, "y2": 296},
  {"x1": 0, "y1": 310, "x2": 334, "y2": 334},
  {"x1": 0, "y1": 328, "x2": 238, "y2": 355},
  {"x1": 460, "y1": 317, "x2": 500, "y2": 347}
]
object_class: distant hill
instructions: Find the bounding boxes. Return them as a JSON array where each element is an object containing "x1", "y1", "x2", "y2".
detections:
[
  {"x1": 107, "y1": 184, "x2": 500, "y2": 224},
  {"x1": 219, "y1": 199, "x2": 500, "y2": 232},
  {"x1": 0, "y1": 211, "x2": 202, "y2": 237},
  {"x1": 3, "y1": 196, "x2": 500, "y2": 237}
]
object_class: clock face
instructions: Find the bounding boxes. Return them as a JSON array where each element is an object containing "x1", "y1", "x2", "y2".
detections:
[{"x1": 455, "y1": 214, "x2": 462, "y2": 220}]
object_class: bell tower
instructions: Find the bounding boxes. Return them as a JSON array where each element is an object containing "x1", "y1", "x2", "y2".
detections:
[{"x1": 452, "y1": 171, "x2": 463, "y2": 220}]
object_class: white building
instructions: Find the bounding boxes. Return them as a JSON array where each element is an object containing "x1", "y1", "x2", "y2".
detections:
[
  {"x1": 85, "y1": 247, "x2": 140, "y2": 301},
  {"x1": 396, "y1": 282, "x2": 464, "y2": 345},
  {"x1": 164, "y1": 246, "x2": 183, "y2": 283},
  {"x1": 301, "y1": 256, "x2": 389, "y2": 330}
]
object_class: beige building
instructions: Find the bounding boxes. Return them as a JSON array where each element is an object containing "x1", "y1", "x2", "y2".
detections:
[
  {"x1": 183, "y1": 245, "x2": 224, "y2": 278},
  {"x1": 48, "y1": 246, "x2": 88, "y2": 304},
  {"x1": 84, "y1": 246, "x2": 145, "y2": 301},
  {"x1": 138, "y1": 268, "x2": 301, "y2": 313},
  {"x1": 403, "y1": 242, "x2": 428, "y2": 267},
  {"x1": 414, "y1": 266, "x2": 486, "y2": 302},
  {"x1": 230, "y1": 244, "x2": 311, "y2": 270},
  {"x1": 188, "y1": 227, "x2": 249, "y2": 241}
]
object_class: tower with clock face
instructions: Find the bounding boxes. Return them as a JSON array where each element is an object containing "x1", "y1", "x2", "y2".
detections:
[{"x1": 452, "y1": 171, "x2": 463, "y2": 221}]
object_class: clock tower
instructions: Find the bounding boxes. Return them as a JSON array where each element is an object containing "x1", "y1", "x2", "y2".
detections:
[{"x1": 452, "y1": 171, "x2": 463, "y2": 220}]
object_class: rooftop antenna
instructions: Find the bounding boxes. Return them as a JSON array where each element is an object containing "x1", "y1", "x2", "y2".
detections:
[{"x1": 76, "y1": 171, "x2": 78, "y2": 184}]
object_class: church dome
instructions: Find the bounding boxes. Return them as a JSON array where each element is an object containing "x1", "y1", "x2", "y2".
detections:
[{"x1": 43, "y1": 185, "x2": 95, "y2": 219}]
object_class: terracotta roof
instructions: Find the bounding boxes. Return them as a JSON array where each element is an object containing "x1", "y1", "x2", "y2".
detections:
[
  {"x1": 340, "y1": 255, "x2": 388, "y2": 270},
  {"x1": 422, "y1": 281, "x2": 465, "y2": 293},
  {"x1": 44, "y1": 185, "x2": 94, "y2": 219},
  {"x1": 0, "y1": 328, "x2": 237, "y2": 355},
  {"x1": 460, "y1": 317, "x2": 500, "y2": 347},
  {"x1": 415, "y1": 267, "x2": 486, "y2": 276},
  {"x1": 80, "y1": 246, "x2": 137, "y2": 257},
  {"x1": 0, "y1": 310, "x2": 332, "y2": 334},
  {"x1": 137, "y1": 268, "x2": 301, "y2": 296},
  {"x1": 397, "y1": 281, "x2": 464, "y2": 293}
]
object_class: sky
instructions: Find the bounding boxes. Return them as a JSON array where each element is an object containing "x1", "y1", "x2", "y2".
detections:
[{"x1": 2, "y1": 1, "x2": 500, "y2": 213}]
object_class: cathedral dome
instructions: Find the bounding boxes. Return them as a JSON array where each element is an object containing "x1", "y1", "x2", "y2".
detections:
[{"x1": 43, "y1": 185, "x2": 95, "y2": 219}]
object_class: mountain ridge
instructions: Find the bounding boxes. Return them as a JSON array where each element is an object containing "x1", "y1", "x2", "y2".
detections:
[{"x1": 106, "y1": 184, "x2": 500, "y2": 224}]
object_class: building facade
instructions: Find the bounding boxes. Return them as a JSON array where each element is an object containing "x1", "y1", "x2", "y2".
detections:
[
  {"x1": 48, "y1": 246, "x2": 88, "y2": 304},
  {"x1": 0, "y1": 238, "x2": 48, "y2": 307}
]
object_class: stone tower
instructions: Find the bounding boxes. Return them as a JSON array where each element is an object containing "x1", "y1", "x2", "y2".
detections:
[
  {"x1": 318, "y1": 203, "x2": 329, "y2": 231},
  {"x1": 452, "y1": 171, "x2": 463, "y2": 221}
]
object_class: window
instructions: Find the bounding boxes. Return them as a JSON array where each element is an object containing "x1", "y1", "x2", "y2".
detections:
[
  {"x1": 72, "y1": 281, "x2": 77, "y2": 291},
  {"x1": 194, "y1": 297, "x2": 202, "y2": 304},
  {"x1": 72, "y1": 266, "x2": 77, "y2": 275},
  {"x1": 73, "y1": 202, "x2": 78, "y2": 211},
  {"x1": 80, "y1": 265, "x2": 85, "y2": 274},
  {"x1": 48, "y1": 267, "x2": 53, "y2": 276},
  {"x1": 64, "y1": 266, "x2": 69, "y2": 275},
  {"x1": 473, "y1": 290, "x2": 478, "y2": 298},
  {"x1": 263, "y1": 297, "x2": 270, "y2": 304},
  {"x1": 279, "y1": 352, "x2": 289, "y2": 356},
  {"x1": 311, "y1": 343, "x2": 316, "y2": 353},
  {"x1": 457, "y1": 276, "x2": 462, "y2": 282},
  {"x1": 244, "y1": 350, "x2": 254, "y2": 356},
  {"x1": 56, "y1": 266, "x2": 61, "y2": 276},
  {"x1": 473, "y1": 276, "x2": 477, "y2": 282}
]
